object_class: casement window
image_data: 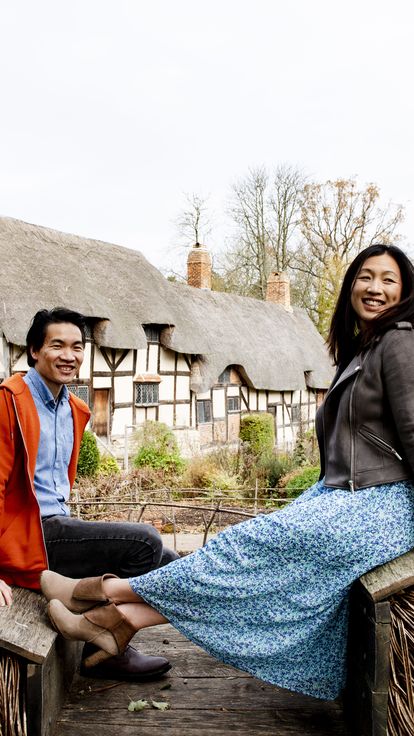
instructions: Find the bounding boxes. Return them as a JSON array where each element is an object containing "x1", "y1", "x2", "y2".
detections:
[
  {"x1": 217, "y1": 368, "x2": 231, "y2": 384},
  {"x1": 227, "y1": 396, "x2": 240, "y2": 413},
  {"x1": 135, "y1": 382, "x2": 159, "y2": 406},
  {"x1": 291, "y1": 404, "x2": 302, "y2": 424},
  {"x1": 68, "y1": 384, "x2": 90, "y2": 406},
  {"x1": 197, "y1": 399, "x2": 212, "y2": 424},
  {"x1": 143, "y1": 325, "x2": 160, "y2": 343}
]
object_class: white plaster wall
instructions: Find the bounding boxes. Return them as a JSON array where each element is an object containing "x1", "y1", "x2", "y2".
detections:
[
  {"x1": 114, "y1": 376, "x2": 133, "y2": 403},
  {"x1": 177, "y1": 354, "x2": 189, "y2": 372},
  {"x1": 258, "y1": 391, "x2": 267, "y2": 411},
  {"x1": 249, "y1": 391, "x2": 257, "y2": 411},
  {"x1": 292, "y1": 390, "x2": 301, "y2": 404},
  {"x1": 159, "y1": 347, "x2": 176, "y2": 371},
  {"x1": 159, "y1": 375, "x2": 174, "y2": 401},
  {"x1": 94, "y1": 347, "x2": 109, "y2": 371},
  {"x1": 309, "y1": 403, "x2": 316, "y2": 421},
  {"x1": 135, "y1": 408, "x2": 146, "y2": 425},
  {"x1": 176, "y1": 403, "x2": 190, "y2": 427},
  {"x1": 136, "y1": 349, "x2": 147, "y2": 373},
  {"x1": 12, "y1": 353, "x2": 30, "y2": 372},
  {"x1": 268, "y1": 391, "x2": 281, "y2": 403},
  {"x1": 146, "y1": 407, "x2": 157, "y2": 421},
  {"x1": 111, "y1": 406, "x2": 133, "y2": 436},
  {"x1": 227, "y1": 385, "x2": 239, "y2": 397},
  {"x1": 158, "y1": 404, "x2": 174, "y2": 426},
  {"x1": 93, "y1": 376, "x2": 112, "y2": 388},
  {"x1": 197, "y1": 390, "x2": 211, "y2": 400},
  {"x1": 173, "y1": 428, "x2": 200, "y2": 457},
  {"x1": 147, "y1": 344, "x2": 158, "y2": 373},
  {"x1": 191, "y1": 394, "x2": 196, "y2": 427},
  {"x1": 78, "y1": 343, "x2": 91, "y2": 378},
  {"x1": 276, "y1": 405, "x2": 284, "y2": 427},
  {"x1": 212, "y1": 388, "x2": 226, "y2": 418},
  {"x1": 176, "y1": 375, "x2": 190, "y2": 400},
  {"x1": 115, "y1": 350, "x2": 133, "y2": 371}
]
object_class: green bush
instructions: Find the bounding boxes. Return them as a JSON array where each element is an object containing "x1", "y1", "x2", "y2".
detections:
[
  {"x1": 239, "y1": 414, "x2": 275, "y2": 456},
  {"x1": 77, "y1": 430, "x2": 100, "y2": 477},
  {"x1": 256, "y1": 452, "x2": 293, "y2": 488},
  {"x1": 182, "y1": 449, "x2": 240, "y2": 490},
  {"x1": 98, "y1": 455, "x2": 121, "y2": 476},
  {"x1": 283, "y1": 465, "x2": 320, "y2": 498},
  {"x1": 133, "y1": 421, "x2": 184, "y2": 473}
]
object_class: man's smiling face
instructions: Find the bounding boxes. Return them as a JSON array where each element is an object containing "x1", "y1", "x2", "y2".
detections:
[
  {"x1": 30, "y1": 322, "x2": 85, "y2": 398},
  {"x1": 351, "y1": 253, "x2": 402, "y2": 329}
]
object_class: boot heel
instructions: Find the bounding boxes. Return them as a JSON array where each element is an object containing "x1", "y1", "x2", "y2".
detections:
[{"x1": 83, "y1": 648, "x2": 113, "y2": 668}]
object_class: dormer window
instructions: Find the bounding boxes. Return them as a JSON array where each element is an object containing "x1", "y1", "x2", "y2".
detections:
[
  {"x1": 217, "y1": 367, "x2": 231, "y2": 384},
  {"x1": 143, "y1": 325, "x2": 160, "y2": 343}
]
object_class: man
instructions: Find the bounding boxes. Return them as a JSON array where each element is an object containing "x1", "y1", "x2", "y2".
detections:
[{"x1": 0, "y1": 307, "x2": 179, "y2": 680}]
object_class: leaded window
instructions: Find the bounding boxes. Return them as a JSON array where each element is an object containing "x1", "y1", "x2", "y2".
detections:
[
  {"x1": 68, "y1": 384, "x2": 90, "y2": 406},
  {"x1": 227, "y1": 396, "x2": 240, "y2": 413},
  {"x1": 197, "y1": 399, "x2": 212, "y2": 424},
  {"x1": 135, "y1": 383, "x2": 159, "y2": 406}
]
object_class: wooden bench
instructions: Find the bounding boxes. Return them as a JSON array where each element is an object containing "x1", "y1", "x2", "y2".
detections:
[
  {"x1": 0, "y1": 587, "x2": 82, "y2": 736},
  {"x1": 346, "y1": 548, "x2": 414, "y2": 736}
]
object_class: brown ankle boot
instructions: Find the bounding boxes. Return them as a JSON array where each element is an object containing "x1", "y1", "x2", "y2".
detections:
[
  {"x1": 41, "y1": 570, "x2": 119, "y2": 613},
  {"x1": 47, "y1": 600, "x2": 137, "y2": 667}
]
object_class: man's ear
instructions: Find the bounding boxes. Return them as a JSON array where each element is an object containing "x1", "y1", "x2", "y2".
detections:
[{"x1": 30, "y1": 347, "x2": 38, "y2": 363}]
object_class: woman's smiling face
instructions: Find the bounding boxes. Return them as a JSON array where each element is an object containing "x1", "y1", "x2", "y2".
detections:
[{"x1": 351, "y1": 252, "x2": 403, "y2": 329}]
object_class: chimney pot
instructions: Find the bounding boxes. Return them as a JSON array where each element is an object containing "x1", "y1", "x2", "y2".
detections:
[
  {"x1": 187, "y1": 243, "x2": 212, "y2": 289},
  {"x1": 266, "y1": 271, "x2": 292, "y2": 310}
]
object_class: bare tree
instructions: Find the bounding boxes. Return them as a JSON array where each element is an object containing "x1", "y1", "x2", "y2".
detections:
[
  {"x1": 221, "y1": 165, "x2": 304, "y2": 299},
  {"x1": 291, "y1": 178, "x2": 404, "y2": 335},
  {"x1": 176, "y1": 192, "x2": 212, "y2": 247}
]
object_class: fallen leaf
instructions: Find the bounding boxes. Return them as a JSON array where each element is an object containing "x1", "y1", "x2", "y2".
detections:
[
  {"x1": 128, "y1": 699, "x2": 149, "y2": 712},
  {"x1": 159, "y1": 683, "x2": 172, "y2": 690},
  {"x1": 151, "y1": 700, "x2": 170, "y2": 711}
]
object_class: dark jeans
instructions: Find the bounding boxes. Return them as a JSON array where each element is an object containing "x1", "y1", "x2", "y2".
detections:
[{"x1": 42, "y1": 515, "x2": 179, "y2": 579}]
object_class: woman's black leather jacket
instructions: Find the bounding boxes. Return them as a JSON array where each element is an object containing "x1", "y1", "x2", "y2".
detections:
[{"x1": 315, "y1": 322, "x2": 414, "y2": 491}]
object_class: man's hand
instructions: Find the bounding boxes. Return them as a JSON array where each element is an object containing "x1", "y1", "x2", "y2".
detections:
[{"x1": 0, "y1": 580, "x2": 12, "y2": 606}]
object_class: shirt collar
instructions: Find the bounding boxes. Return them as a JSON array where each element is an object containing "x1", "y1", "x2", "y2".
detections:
[{"x1": 26, "y1": 367, "x2": 69, "y2": 407}]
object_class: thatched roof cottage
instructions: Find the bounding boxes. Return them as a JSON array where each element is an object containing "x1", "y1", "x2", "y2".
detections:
[{"x1": 0, "y1": 217, "x2": 333, "y2": 453}]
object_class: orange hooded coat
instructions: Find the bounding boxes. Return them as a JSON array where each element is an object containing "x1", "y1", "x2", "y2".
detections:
[{"x1": 0, "y1": 374, "x2": 90, "y2": 589}]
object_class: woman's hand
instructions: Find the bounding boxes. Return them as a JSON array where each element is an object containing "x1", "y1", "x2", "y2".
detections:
[{"x1": 0, "y1": 579, "x2": 12, "y2": 606}]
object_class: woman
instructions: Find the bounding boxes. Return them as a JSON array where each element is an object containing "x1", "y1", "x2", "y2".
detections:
[{"x1": 41, "y1": 243, "x2": 414, "y2": 700}]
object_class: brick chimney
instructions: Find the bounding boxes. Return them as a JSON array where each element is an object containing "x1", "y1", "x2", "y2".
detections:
[
  {"x1": 266, "y1": 271, "x2": 292, "y2": 311},
  {"x1": 187, "y1": 243, "x2": 212, "y2": 289}
]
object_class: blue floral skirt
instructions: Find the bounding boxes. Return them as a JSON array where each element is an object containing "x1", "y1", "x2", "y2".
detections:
[{"x1": 129, "y1": 480, "x2": 414, "y2": 700}]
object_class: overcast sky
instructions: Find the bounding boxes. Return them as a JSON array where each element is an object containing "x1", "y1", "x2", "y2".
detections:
[{"x1": 1, "y1": 0, "x2": 413, "y2": 274}]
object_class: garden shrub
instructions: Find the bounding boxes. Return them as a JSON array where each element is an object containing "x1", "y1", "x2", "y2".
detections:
[
  {"x1": 133, "y1": 421, "x2": 184, "y2": 473},
  {"x1": 182, "y1": 449, "x2": 240, "y2": 490},
  {"x1": 239, "y1": 414, "x2": 274, "y2": 456},
  {"x1": 282, "y1": 465, "x2": 320, "y2": 498},
  {"x1": 256, "y1": 452, "x2": 293, "y2": 489},
  {"x1": 98, "y1": 454, "x2": 121, "y2": 476},
  {"x1": 77, "y1": 430, "x2": 100, "y2": 477}
]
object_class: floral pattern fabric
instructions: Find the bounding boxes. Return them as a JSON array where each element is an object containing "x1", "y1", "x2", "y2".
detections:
[{"x1": 129, "y1": 480, "x2": 414, "y2": 699}]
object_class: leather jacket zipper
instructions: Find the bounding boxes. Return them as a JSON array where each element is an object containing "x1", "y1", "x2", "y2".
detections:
[
  {"x1": 359, "y1": 426, "x2": 403, "y2": 461},
  {"x1": 348, "y1": 366, "x2": 362, "y2": 492}
]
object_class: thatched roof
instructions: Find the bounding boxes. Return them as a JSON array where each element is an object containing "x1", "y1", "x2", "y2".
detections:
[{"x1": 0, "y1": 217, "x2": 333, "y2": 392}]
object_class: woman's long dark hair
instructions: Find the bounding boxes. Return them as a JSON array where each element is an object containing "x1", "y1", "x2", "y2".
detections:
[{"x1": 327, "y1": 244, "x2": 414, "y2": 367}]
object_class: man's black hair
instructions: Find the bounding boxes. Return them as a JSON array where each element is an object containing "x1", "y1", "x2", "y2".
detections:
[{"x1": 26, "y1": 308, "x2": 86, "y2": 367}]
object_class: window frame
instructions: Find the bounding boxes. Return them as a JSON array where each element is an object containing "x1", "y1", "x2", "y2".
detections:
[
  {"x1": 134, "y1": 382, "x2": 159, "y2": 406},
  {"x1": 197, "y1": 399, "x2": 213, "y2": 424}
]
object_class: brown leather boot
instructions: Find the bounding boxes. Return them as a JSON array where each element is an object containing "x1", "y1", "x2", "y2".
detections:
[
  {"x1": 47, "y1": 600, "x2": 137, "y2": 667},
  {"x1": 41, "y1": 570, "x2": 119, "y2": 613}
]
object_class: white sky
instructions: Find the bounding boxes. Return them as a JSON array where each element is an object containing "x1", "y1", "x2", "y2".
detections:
[{"x1": 1, "y1": 0, "x2": 413, "y2": 273}]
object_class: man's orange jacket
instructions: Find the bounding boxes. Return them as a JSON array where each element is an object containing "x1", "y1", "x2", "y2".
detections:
[{"x1": 0, "y1": 374, "x2": 90, "y2": 589}]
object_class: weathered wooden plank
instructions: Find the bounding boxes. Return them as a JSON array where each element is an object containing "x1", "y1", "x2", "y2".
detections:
[
  {"x1": 0, "y1": 587, "x2": 55, "y2": 663},
  {"x1": 56, "y1": 706, "x2": 347, "y2": 735},
  {"x1": 360, "y1": 549, "x2": 414, "y2": 602}
]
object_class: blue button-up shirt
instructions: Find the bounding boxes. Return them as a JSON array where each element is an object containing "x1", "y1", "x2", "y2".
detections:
[{"x1": 23, "y1": 367, "x2": 74, "y2": 518}]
